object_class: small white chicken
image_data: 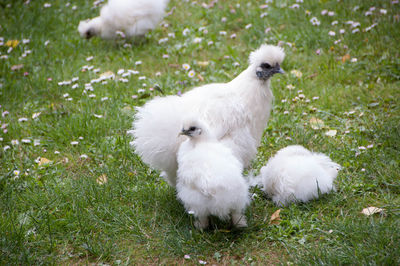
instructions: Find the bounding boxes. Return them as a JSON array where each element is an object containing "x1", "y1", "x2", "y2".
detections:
[
  {"x1": 259, "y1": 145, "x2": 341, "y2": 206},
  {"x1": 132, "y1": 44, "x2": 285, "y2": 187},
  {"x1": 176, "y1": 118, "x2": 250, "y2": 229},
  {"x1": 78, "y1": 0, "x2": 169, "y2": 39}
]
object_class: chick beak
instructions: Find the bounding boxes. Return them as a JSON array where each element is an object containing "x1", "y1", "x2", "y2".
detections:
[
  {"x1": 178, "y1": 129, "x2": 190, "y2": 137},
  {"x1": 277, "y1": 67, "x2": 285, "y2": 74}
]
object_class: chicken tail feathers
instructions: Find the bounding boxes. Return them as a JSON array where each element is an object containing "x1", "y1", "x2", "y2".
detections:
[{"x1": 130, "y1": 96, "x2": 184, "y2": 180}]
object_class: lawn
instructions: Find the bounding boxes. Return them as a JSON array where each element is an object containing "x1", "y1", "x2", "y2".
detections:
[{"x1": 1, "y1": 0, "x2": 399, "y2": 264}]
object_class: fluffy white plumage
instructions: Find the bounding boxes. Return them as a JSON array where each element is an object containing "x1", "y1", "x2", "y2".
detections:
[
  {"x1": 131, "y1": 44, "x2": 285, "y2": 186},
  {"x1": 78, "y1": 0, "x2": 169, "y2": 39},
  {"x1": 259, "y1": 145, "x2": 341, "y2": 206},
  {"x1": 176, "y1": 119, "x2": 250, "y2": 229}
]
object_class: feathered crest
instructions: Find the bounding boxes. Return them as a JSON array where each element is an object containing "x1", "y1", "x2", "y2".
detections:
[{"x1": 249, "y1": 44, "x2": 285, "y2": 67}]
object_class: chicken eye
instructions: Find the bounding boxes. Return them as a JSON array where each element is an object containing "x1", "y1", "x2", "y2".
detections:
[
  {"x1": 260, "y1": 63, "x2": 271, "y2": 69},
  {"x1": 189, "y1": 126, "x2": 197, "y2": 131}
]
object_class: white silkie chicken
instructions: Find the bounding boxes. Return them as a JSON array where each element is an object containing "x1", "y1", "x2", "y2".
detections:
[
  {"x1": 132, "y1": 44, "x2": 285, "y2": 186},
  {"x1": 176, "y1": 119, "x2": 250, "y2": 229},
  {"x1": 78, "y1": 0, "x2": 169, "y2": 39},
  {"x1": 259, "y1": 145, "x2": 341, "y2": 206}
]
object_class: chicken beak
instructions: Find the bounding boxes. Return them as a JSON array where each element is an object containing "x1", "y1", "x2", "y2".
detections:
[
  {"x1": 277, "y1": 67, "x2": 285, "y2": 74},
  {"x1": 178, "y1": 129, "x2": 190, "y2": 137}
]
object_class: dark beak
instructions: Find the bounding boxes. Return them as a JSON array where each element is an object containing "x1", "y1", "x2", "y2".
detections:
[
  {"x1": 85, "y1": 28, "x2": 95, "y2": 39},
  {"x1": 277, "y1": 67, "x2": 285, "y2": 74},
  {"x1": 256, "y1": 65, "x2": 285, "y2": 80},
  {"x1": 179, "y1": 129, "x2": 191, "y2": 137}
]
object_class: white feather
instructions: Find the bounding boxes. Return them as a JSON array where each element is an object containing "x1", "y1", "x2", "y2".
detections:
[
  {"x1": 78, "y1": 0, "x2": 169, "y2": 39},
  {"x1": 259, "y1": 145, "x2": 341, "y2": 206},
  {"x1": 131, "y1": 44, "x2": 285, "y2": 186},
  {"x1": 176, "y1": 119, "x2": 250, "y2": 229}
]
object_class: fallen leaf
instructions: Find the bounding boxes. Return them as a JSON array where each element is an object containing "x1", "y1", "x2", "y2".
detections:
[
  {"x1": 325, "y1": 129, "x2": 337, "y2": 137},
  {"x1": 168, "y1": 64, "x2": 180, "y2": 68},
  {"x1": 197, "y1": 61, "x2": 209, "y2": 67},
  {"x1": 361, "y1": 207, "x2": 384, "y2": 216},
  {"x1": 308, "y1": 73, "x2": 318, "y2": 79},
  {"x1": 96, "y1": 174, "x2": 108, "y2": 185},
  {"x1": 342, "y1": 54, "x2": 351, "y2": 63},
  {"x1": 310, "y1": 117, "x2": 325, "y2": 130},
  {"x1": 6, "y1": 40, "x2": 19, "y2": 48},
  {"x1": 11, "y1": 64, "x2": 24, "y2": 71},
  {"x1": 38, "y1": 157, "x2": 51, "y2": 166},
  {"x1": 269, "y1": 209, "x2": 281, "y2": 225},
  {"x1": 197, "y1": 74, "x2": 204, "y2": 81}
]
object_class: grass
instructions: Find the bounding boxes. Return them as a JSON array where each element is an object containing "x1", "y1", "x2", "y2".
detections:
[{"x1": 1, "y1": 0, "x2": 399, "y2": 264}]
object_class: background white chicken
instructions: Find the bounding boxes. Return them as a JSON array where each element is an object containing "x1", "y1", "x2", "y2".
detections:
[
  {"x1": 132, "y1": 44, "x2": 285, "y2": 186},
  {"x1": 78, "y1": 0, "x2": 169, "y2": 39},
  {"x1": 259, "y1": 145, "x2": 341, "y2": 206},
  {"x1": 176, "y1": 118, "x2": 250, "y2": 229}
]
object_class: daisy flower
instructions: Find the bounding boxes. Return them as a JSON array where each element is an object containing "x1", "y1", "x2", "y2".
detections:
[
  {"x1": 188, "y1": 70, "x2": 195, "y2": 78},
  {"x1": 310, "y1": 17, "x2": 320, "y2": 26},
  {"x1": 182, "y1": 28, "x2": 190, "y2": 36},
  {"x1": 182, "y1": 64, "x2": 190, "y2": 71},
  {"x1": 193, "y1": 37, "x2": 202, "y2": 43}
]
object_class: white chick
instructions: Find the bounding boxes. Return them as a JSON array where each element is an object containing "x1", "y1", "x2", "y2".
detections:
[
  {"x1": 78, "y1": 0, "x2": 169, "y2": 39},
  {"x1": 176, "y1": 119, "x2": 250, "y2": 229},
  {"x1": 132, "y1": 44, "x2": 285, "y2": 187},
  {"x1": 259, "y1": 145, "x2": 341, "y2": 206}
]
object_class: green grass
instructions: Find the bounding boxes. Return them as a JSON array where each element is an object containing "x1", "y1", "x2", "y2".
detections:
[{"x1": 1, "y1": 0, "x2": 399, "y2": 264}]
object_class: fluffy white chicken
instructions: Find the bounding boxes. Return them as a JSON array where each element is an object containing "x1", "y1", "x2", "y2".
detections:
[
  {"x1": 176, "y1": 119, "x2": 250, "y2": 229},
  {"x1": 78, "y1": 0, "x2": 169, "y2": 39},
  {"x1": 132, "y1": 44, "x2": 285, "y2": 186},
  {"x1": 259, "y1": 145, "x2": 341, "y2": 206}
]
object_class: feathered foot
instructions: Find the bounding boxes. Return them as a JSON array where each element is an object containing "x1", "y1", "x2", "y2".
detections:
[
  {"x1": 194, "y1": 216, "x2": 209, "y2": 230},
  {"x1": 231, "y1": 212, "x2": 247, "y2": 228}
]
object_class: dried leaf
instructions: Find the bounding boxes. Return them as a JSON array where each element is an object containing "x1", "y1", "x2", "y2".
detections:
[
  {"x1": 168, "y1": 64, "x2": 180, "y2": 68},
  {"x1": 308, "y1": 73, "x2": 318, "y2": 79},
  {"x1": 96, "y1": 174, "x2": 108, "y2": 185},
  {"x1": 197, "y1": 61, "x2": 209, "y2": 67},
  {"x1": 197, "y1": 74, "x2": 204, "y2": 81},
  {"x1": 269, "y1": 209, "x2": 281, "y2": 225},
  {"x1": 38, "y1": 157, "x2": 51, "y2": 166},
  {"x1": 361, "y1": 207, "x2": 384, "y2": 216},
  {"x1": 325, "y1": 129, "x2": 337, "y2": 137},
  {"x1": 11, "y1": 64, "x2": 24, "y2": 71},
  {"x1": 6, "y1": 40, "x2": 19, "y2": 48},
  {"x1": 310, "y1": 117, "x2": 325, "y2": 130},
  {"x1": 342, "y1": 54, "x2": 351, "y2": 63}
]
